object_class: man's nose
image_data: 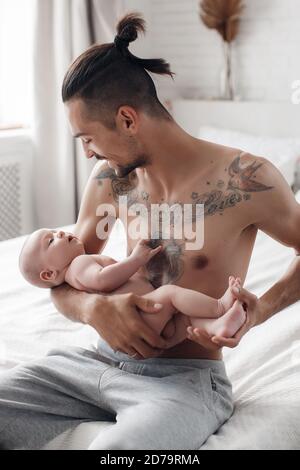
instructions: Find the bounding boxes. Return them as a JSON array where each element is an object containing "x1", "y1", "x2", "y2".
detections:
[{"x1": 85, "y1": 149, "x2": 95, "y2": 159}]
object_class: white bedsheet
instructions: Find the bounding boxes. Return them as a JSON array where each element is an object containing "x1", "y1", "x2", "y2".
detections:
[{"x1": 0, "y1": 216, "x2": 300, "y2": 449}]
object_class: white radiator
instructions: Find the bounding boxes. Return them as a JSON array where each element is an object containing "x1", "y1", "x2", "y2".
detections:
[{"x1": 0, "y1": 130, "x2": 34, "y2": 241}]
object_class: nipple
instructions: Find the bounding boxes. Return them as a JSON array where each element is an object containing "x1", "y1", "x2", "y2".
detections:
[{"x1": 192, "y1": 254, "x2": 209, "y2": 270}]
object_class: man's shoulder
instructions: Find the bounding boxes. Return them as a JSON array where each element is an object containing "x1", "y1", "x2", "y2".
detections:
[
  {"x1": 92, "y1": 160, "x2": 114, "y2": 184},
  {"x1": 213, "y1": 150, "x2": 277, "y2": 229},
  {"x1": 88, "y1": 161, "x2": 119, "y2": 210},
  {"x1": 223, "y1": 147, "x2": 265, "y2": 167},
  {"x1": 204, "y1": 141, "x2": 269, "y2": 175},
  {"x1": 233, "y1": 150, "x2": 269, "y2": 169},
  {"x1": 231, "y1": 151, "x2": 295, "y2": 230},
  {"x1": 226, "y1": 150, "x2": 275, "y2": 193}
]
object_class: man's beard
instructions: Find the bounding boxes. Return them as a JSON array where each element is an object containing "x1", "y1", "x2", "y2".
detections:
[{"x1": 114, "y1": 155, "x2": 149, "y2": 178}]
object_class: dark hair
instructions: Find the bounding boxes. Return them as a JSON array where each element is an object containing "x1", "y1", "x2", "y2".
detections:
[{"x1": 61, "y1": 11, "x2": 175, "y2": 129}]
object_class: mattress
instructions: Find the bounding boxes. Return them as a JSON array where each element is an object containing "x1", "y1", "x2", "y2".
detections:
[{"x1": 0, "y1": 212, "x2": 299, "y2": 450}]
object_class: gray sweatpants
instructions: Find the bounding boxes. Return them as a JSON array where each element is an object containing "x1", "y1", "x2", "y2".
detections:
[{"x1": 0, "y1": 338, "x2": 233, "y2": 450}]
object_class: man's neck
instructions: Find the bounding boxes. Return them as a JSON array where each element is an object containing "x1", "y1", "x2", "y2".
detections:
[{"x1": 138, "y1": 119, "x2": 208, "y2": 198}]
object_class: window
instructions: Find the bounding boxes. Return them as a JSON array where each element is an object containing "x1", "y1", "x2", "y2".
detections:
[{"x1": 0, "y1": 0, "x2": 35, "y2": 130}]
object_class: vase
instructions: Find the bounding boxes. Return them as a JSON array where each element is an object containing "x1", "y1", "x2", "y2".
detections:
[{"x1": 220, "y1": 41, "x2": 235, "y2": 100}]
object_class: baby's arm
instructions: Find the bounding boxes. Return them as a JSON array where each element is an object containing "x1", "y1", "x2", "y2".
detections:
[{"x1": 69, "y1": 240, "x2": 162, "y2": 293}]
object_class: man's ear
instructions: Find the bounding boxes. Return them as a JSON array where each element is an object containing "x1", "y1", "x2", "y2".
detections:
[
  {"x1": 117, "y1": 105, "x2": 138, "y2": 134},
  {"x1": 40, "y1": 269, "x2": 58, "y2": 282}
]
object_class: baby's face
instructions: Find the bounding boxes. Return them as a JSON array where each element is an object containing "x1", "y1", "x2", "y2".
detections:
[{"x1": 30, "y1": 228, "x2": 85, "y2": 282}]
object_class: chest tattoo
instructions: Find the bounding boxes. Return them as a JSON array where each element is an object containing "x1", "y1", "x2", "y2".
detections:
[
  {"x1": 94, "y1": 154, "x2": 273, "y2": 286},
  {"x1": 191, "y1": 154, "x2": 274, "y2": 217},
  {"x1": 95, "y1": 167, "x2": 139, "y2": 206}
]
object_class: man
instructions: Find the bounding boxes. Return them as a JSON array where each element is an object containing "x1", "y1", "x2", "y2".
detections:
[{"x1": 1, "y1": 12, "x2": 300, "y2": 450}]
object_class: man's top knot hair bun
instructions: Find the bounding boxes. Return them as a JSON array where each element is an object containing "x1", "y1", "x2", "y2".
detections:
[
  {"x1": 113, "y1": 34, "x2": 130, "y2": 51},
  {"x1": 114, "y1": 11, "x2": 146, "y2": 55},
  {"x1": 61, "y1": 9, "x2": 175, "y2": 114}
]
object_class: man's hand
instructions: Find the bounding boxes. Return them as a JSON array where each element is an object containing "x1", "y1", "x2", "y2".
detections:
[
  {"x1": 86, "y1": 292, "x2": 172, "y2": 359},
  {"x1": 187, "y1": 285, "x2": 260, "y2": 349}
]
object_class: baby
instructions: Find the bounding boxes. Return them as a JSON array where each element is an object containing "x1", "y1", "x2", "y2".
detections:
[{"x1": 19, "y1": 228, "x2": 246, "y2": 346}]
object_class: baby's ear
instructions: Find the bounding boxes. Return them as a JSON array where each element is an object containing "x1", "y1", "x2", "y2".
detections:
[{"x1": 40, "y1": 270, "x2": 58, "y2": 282}]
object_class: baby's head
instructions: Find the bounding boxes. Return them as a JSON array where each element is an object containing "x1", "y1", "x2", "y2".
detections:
[{"x1": 19, "y1": 229, "x2": 85, "y2": 288}]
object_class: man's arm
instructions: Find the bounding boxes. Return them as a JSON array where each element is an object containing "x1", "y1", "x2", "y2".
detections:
[
  {"x1": 51, "y1": 282, "x2": 96, "y2": 324},
  {"x1": 50, "y1": 161, "x2": 173, "y2": 359},
  {"x1": 188, "y1": 155, "x2": 300, "y2": 348},
  {"x1": 250, "y1": 156, "x2": 300, "y2": 324},
  {"x1": 208, "y1": 255, "x2": 300, "y2": 350},
  {"x1": 50, "y1": 160, "x2": 116, "y2": 322},
  {"x1": 256, "y1": 256, "x2": 300, "y2": 324}
]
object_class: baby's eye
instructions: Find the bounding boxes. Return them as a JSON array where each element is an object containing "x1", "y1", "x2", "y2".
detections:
[{"x1": 48, "y1": 238, "x2": 54, "y2": 246}]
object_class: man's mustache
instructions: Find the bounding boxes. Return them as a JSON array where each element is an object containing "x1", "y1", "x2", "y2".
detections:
[
  {"x1": 94, "y1": 155, "x2": 149, "y2": 178},
  {"x1": 94, "y1": 154, "x2": 107, "y2": 161}
]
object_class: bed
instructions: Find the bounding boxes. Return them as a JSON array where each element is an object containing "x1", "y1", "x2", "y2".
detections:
[{"x1": 1, "y1": 100, "x2": 300, "y2": 449}]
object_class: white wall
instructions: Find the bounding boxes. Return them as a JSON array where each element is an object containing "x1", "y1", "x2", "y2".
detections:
[{"x1": 124, "y1": 0, "x2": 300, "y2": 103}]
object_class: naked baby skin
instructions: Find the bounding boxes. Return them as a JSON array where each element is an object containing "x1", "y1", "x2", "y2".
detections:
[{"x1": 19, "y1": 228, "x2": 246, "y2": 346}]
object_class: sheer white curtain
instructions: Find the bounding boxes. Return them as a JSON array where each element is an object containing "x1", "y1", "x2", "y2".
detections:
[
  {"x1": 0, "y1": 0, "x2": 34, "y2": 128},
  {"x1": 32, "y1": 0, "x2": 125, "y2": 228}
]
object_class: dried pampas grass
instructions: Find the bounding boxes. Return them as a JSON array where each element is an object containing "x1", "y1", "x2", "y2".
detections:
[
  {"x1": 199, "y1": 0, "x2": 244, "y2": 43},
  {"x1": 198, "y1": 0, "x2": 245, "y2": 99}
]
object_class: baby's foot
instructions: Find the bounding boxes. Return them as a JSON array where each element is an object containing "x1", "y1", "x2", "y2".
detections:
[
  {"x1": 218, "y1": 276, "x2": 240, "y2": 315},
  {"x1": 211, "y1": 299, "x2": 246, "y2": 338}
]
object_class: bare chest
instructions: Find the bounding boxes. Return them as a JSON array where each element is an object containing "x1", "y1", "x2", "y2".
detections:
[{"x1": 120, "y1": 185, "x2": 256, "y2": 297}]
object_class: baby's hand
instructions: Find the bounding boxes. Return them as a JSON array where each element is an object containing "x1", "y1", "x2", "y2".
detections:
[{"x1": 131, "y1": 239, "x2": 162, "y2": 264}]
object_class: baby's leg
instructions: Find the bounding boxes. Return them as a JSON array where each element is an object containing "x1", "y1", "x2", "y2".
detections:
[
  {"x1": 157, "y1": 285, "x2": 224, "y2": 318},
  {"x1": 191, "y1": 299, "x2": 246, "y2": 338},
  {"x1": 138, "y1": 286, "x2": 178, "y2": 336},
  {"x1": 139, "y1": 283, "x2": 225, "y2": 336},
  {"x1": 138, "y1": 280, "x2": 242, "y2": 340},
  {"x1": 163, "y1": 277, "x2": 239, "y2": 318}
]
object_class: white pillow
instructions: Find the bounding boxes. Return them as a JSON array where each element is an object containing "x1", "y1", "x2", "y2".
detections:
[{"x1": 198, "y1": 126, "x2": 300, "y2": 187}]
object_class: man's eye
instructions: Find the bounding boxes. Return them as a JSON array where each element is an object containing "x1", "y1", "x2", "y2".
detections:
[{"x1": 84, "y1": 139, "x2": 91, "y2": 144}]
